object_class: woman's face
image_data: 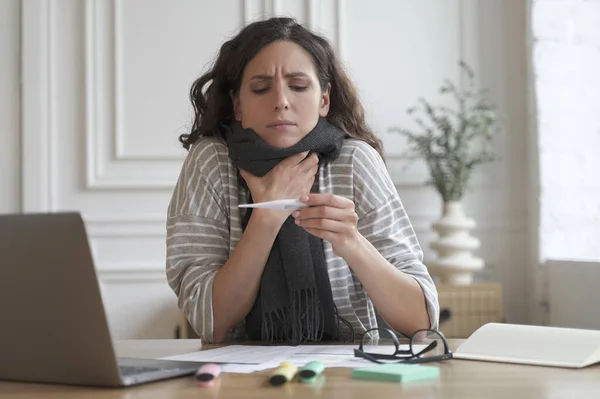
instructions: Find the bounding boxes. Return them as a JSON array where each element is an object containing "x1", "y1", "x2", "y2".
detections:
[{"x1": 232, "y1": 40, "x2": 330, "y2": 148}]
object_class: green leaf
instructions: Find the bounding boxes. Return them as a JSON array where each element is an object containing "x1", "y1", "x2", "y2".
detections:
[{"x1": 387, "y1": 61, "x2": 501, "y2": 201}]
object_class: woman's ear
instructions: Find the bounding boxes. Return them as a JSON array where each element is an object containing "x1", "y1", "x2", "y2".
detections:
[
  {"x1": 319, "y1": 83, "x2": 331, "y2": 117},
  {"x1": 230, "y1": 90, "x2": 242, "y2": 121}
]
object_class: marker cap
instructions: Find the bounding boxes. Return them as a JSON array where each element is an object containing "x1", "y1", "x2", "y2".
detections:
[
  {"x1": 298, "y1": 361, "x2": 325, "y2": 383},
  {"x1": 195, "y1": 363, "x2": 221, "y2": 387},
  {"x1": 269, "y1": 362, "x2": 298, "y2": 386}
]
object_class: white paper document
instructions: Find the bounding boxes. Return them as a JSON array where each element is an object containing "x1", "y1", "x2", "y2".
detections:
[
  {"x1": 294, "y1": 344, "x2": 402, "y2": 357},
  {"x1": 238, "y1": 199, "x2": 308, "y2": 210},
  {"x1": 160, "y1": 344, "x2": 427, "y2": 373},
  {"x1": 289, "y1": 345, "x2": 417, "y2": 368},
  {"x1": 160, "y1": 345, "x2": 297, "y2": 364}
]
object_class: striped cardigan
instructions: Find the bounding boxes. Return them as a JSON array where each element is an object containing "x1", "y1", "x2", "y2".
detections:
[{"x1": 166, "y1": 136, "x2": 439, "y2": 343}]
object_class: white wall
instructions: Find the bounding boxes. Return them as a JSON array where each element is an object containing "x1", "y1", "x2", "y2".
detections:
[
  {"x1": 0, "y1": 0, "x2": 21, "y2": 214},
  {"x1": 18, "y1": 0, "x2": 530, "y2": 339}
]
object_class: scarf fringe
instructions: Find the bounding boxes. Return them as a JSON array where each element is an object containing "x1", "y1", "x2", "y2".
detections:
[{"x1": 261, "y1": 288, "x2": 326, "y2": 345}]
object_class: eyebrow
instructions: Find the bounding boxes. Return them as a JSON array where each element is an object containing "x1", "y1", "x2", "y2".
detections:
[{"x1": 250, "y1": 72, "x2": 310, "y2": 81}]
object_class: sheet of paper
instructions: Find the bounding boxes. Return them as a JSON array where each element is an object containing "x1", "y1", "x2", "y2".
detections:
[
  {"x1": 288, "y1": 344, "x2": 428, "y2": 368},
  {"x1": 159, "y1": 345, "x2": 297, "y2": 364},
  {"x1": 294, "y1": 344, "x2": 404, "y2": 356},
  {"x1": 160, "y1": 344, "x2": 429, "y2": 373}
]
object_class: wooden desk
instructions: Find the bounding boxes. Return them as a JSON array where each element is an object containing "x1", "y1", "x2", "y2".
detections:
[{"x1": 1, "y1": 339, "x2": 599, "y2": 398}]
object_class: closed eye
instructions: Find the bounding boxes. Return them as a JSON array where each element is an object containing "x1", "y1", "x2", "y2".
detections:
[{"x1": 251, "y1": 86, "x2": 308, "y2": 94}]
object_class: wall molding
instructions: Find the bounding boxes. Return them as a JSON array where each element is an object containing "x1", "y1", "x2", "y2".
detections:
[
  {"x1": 98, "y1": 268, "x2": 167, "y2": 283},
  {"x1": 111, "y1": 0, "x2": 185, "y2": 162},
  {"x1": 83, "y1": 213, "x2": 166, "y2": 237},
  {"x1": 334, "y1": 0, "x2": 345, "y2": 60},
  {"x1": 242, "y1": 0, "x2": 344, "y2": 59},
  {"x1": 242, "y1": 0, "x2": 268, "y2": 23},
  {"x1": 306, "y1": 0, "x2": 318, "y2": 29},
  {"x1": 22, "y1": 0, "x2": 56, "y2": 212},
  {"x1": 84, "y1": 0, "x2": 185, "y2": 190}
]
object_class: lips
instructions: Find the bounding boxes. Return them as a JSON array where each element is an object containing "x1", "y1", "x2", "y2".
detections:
[{"x1": 267, "y1": 120, "x2": 296, "y2": 128}]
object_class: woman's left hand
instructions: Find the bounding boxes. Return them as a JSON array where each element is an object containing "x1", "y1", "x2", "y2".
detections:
[{"x1": 293, "y1": 194, "x2": 361, "y2": 258}]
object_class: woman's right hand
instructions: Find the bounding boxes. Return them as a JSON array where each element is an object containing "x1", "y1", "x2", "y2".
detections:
[{"x1": 239, "y1": 151, "x2": 319, "y2": 223}]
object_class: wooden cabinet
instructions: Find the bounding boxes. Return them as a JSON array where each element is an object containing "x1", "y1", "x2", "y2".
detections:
[{"x1": 437, "y1": 283, "x2": 504, "y2": 338}]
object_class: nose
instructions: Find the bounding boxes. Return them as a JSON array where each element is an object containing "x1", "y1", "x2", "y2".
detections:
[{"x1": 273, "y1": 81, "x2": 289, "y2": 111}]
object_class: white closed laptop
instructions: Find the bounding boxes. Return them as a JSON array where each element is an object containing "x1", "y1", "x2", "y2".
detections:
[
  {"x1": 0, "y1": 212, "x2": 205, "y2": 387},
  {"x1": 454, "y1": 322, "x2": 600, "y2": 368}
]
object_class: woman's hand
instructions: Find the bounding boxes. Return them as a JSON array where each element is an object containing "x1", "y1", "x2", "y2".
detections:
[
  {"x1": 292, "y1": 193, "x2": 360, "y2": 258},
  {"x1": 239, "y1": 151, "x2": 319, "y2": 225}
]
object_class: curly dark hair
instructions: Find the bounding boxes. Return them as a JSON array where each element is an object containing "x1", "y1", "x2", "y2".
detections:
[{"x1": 179, "y1": 17, "x2": 384, "y2": 159}]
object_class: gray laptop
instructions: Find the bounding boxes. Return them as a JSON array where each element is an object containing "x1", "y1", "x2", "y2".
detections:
[{"x1": 0, "y1": 212, "x2": 204, "y2": 387}]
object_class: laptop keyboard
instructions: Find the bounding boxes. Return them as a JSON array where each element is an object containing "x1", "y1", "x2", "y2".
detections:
[{"x1": 119, "y1": 365, "x2": 165, "y2": 376}]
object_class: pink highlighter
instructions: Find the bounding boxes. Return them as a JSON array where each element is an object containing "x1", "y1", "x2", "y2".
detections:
[{"x1": 195, "y1": 363, "x2": 222, "y2": 387}]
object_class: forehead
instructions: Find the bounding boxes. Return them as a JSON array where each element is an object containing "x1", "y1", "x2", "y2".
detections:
[{"x1": 243, "y1": 41, "x2": 317, "y2": 77}]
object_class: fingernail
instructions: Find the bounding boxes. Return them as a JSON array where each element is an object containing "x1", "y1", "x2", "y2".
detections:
[
  {"x1": 300, "y1": 195, "x2": 309, "y2": 202},
  {"x1": 292, "y1": 211, "x2": 300, "y2": 218}
]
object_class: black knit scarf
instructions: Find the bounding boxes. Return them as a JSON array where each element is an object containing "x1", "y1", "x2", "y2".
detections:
[{"x1": 224, "y1": 117, "x2": 346, "y2": 345}]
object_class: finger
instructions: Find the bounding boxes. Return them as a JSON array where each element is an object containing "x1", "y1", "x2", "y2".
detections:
[
  {"x1": 299, "y1": 163, "x2": 319, "y2": 182},
  {"x1": 311, "y1": 164, "x2": 319, "y2": 176},
  {"x1": 295, "y1": 217, "x2": 349, "y2": 235},
  {"x1": 305, "y1": 175, "x2": 316, "y2": 190},
  {"x1": 302, "y1": 227, "x2": 336, "y2": 243},
  {"x1": 296, "y1": 176, "x2": 315, "y2": 198},
  {"x1": 300, "y1": 194, "x2": 355, "y2": 209},
  {"x1": 281, "y1": 151, "x2": 310, "y2": 168},
  {"x1": 305, "y1": 173, "x2": 317, "y2": 190},
  {"x1": 301, "y1": 152, "x2": 319, "y2": 163},
  {"x1": 294, "y1": 205, "x2": 356, "y2": 223},
  {"x1": 298, "y1": 153, "x2": 319, "y2": 174}
]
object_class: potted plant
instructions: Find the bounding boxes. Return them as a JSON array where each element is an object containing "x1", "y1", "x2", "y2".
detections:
[{"x1": 388, "y1": 61, "x2": 500, "y2": 284}]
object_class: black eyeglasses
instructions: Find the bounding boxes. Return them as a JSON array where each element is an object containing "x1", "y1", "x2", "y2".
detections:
[{"x1": 354, "y1": 328, "x2": 453, "y2": 364}]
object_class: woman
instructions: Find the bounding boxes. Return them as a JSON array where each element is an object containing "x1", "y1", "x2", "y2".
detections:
[{"x1": 167, "y1": 17, "x2": 439, "y2": 344}]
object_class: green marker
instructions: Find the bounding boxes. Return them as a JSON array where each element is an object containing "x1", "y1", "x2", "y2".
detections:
[{"x1": 298, "y1": 361, "x2": 325, "y2": 384}]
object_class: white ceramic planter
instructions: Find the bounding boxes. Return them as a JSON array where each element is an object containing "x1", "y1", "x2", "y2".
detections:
[{"x1": 427, "y1": 201, "x2": 484, "y2": 284}]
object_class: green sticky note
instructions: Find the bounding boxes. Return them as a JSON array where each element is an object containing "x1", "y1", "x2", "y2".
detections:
[{"x1": 351, "y1": 363, "x2": 440, "y2": 383}]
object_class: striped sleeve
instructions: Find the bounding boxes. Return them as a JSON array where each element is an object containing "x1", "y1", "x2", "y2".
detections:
[
  {"x1": 351, "y1": 141, "x2": 440, "y2": 330},
  {"x1": 165, "y1": 139, "x2": 230, "y2": 343}
]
